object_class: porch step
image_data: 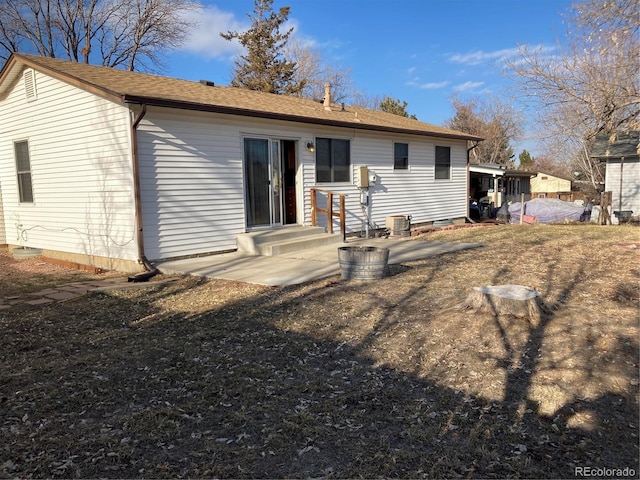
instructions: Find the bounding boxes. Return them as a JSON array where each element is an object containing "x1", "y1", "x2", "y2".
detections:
[{"x1": 237, "y1": 226, "x2": 343, "y2": 256}]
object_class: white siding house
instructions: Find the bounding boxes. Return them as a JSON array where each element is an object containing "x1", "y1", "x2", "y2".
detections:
[
  {"x1": 0, "y1": 65, "x2": 136, "y2": 270},
  {"x1": 590, "y1": 131, "x2": 640, "y2": 224},
  {"x1": 530, "y1": 172, "x2": 572, "y2": 200},
  {"x1": 0, "y1": 53, "x2": 481, "y2": 272},
  {"x1": 604, "y1": 159, "x2": 640, "y2": 220}
]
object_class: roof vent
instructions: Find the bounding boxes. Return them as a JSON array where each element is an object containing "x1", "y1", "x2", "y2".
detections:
[
  {"x1": 24, "y1": 69, "x2": 37, "y2": 102},
  {"x1": 199, "y1": 80, "x2": 215, "y2": 87}
]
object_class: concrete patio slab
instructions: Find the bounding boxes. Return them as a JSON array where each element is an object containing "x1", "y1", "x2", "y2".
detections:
[{"x1": 156, "y1": 237, "x2": 482, "y2": 287}]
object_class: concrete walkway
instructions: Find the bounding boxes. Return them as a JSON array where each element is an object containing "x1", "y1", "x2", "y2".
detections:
[
  {"x1": 156, "y1": 237, "x2": 482, "y2": 287},
  {"x1": 0, "y1": 237, "x2": 481, "y2": 309}
]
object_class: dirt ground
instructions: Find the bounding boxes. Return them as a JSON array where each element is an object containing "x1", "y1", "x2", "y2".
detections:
[{"x1": 1, "y1": 224, "x2": 638, "y2": 478}]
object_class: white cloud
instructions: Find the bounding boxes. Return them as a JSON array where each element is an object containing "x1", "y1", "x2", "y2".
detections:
[
  {"x1": 453, "y1": 81, "x2": 485, "y2": 92},
  {"x1": 419, "y1": 81, "x2": 449, "y2": 89},
  {"x1": 449, "y1": 44, "x2": 556, "y2": 66},
  {"x1": 178, "y1": 5, "x2": 247, "y2": 60},
  {"x1": 449, "y1": 47, "x2": 521, "y2": 65}
]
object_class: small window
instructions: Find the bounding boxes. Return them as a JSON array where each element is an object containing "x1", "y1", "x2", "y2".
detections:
[
  {"x1": 14, "y1": 141, "x2": 34, "y2": 203},
  {"x1": 435, "y1": 146, "x2": 451, "y2": 180},
  {"x1": 394, "y1": 142, "x2": 409, "y2": 170},
  {"x1": 316, "y1": 138, "x2": 350, "y2": 183}
]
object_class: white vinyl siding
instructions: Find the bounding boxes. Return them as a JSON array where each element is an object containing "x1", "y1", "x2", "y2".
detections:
[
  {"x1": 352, "y1": 133, "x2": 468, "y2": 226},
  {"x1": 307, "y1": 131, "x2": 468, "y2": 232},
  {"x1": 0, "y1": 69, "x2": 136, "y2": 261},
  {"x1": 605, "y1": 158, "x2": 640, "y2": 223},
  {"x1": 0, "y1": 183, "x2": 5, "y2": 244},
  {"x1": 137, "y1": 111, "x2": 471, "y2": 259},
  {"x1": 137, "y1": 109, "x2": 250, "y2": 260}
]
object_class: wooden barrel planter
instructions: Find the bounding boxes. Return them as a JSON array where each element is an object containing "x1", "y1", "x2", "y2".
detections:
[{"x1": 338, "y1": 246, "x2": 389, "y2": 281}]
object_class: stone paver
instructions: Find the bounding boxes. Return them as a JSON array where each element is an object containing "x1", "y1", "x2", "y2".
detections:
[
  {"x1": 29, "y1": 288, "x2": 59, "y2": 296},
  {"x1": 57, "y1": 285, "x2": 93, "y2": 294},
  {"x1": 25, "y1": 298, "x2": 55, "y2": 306},
  {"x1": 44, "y1": 291, "x2": 81, "y2": 301},
  {"x1": 0, "y1": 276, "x2": 172, "y2": 310}
]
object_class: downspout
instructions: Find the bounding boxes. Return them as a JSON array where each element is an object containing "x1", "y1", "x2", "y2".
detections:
[
  {"x1": 618, "y1": 156, "x2": 624, "y2": 213},
  {"x1": 466, "y1": 141, "x2": 481, "y2": 222},
  {"x1": 127, "y1": 104, "x2": 159, "y2": 282}
]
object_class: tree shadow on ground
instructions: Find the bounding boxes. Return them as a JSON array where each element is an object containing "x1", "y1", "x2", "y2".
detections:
[{"x1": 0, "y1": 259, "x2": 638, "y2": 478}]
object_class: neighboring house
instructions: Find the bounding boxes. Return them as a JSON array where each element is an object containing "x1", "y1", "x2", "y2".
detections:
[
  {"x1": 469, "y1": 163, "x2": 533, "y2": 209},
  {"x1": 530, "y1": 172, "x2": 572, "y2": 201},
  {"x1": 590, "y1": 130, "x2": 640, "y2": 223},
  {"x1": 0, "y1": 53, "x2": 481, "y2": 272}
]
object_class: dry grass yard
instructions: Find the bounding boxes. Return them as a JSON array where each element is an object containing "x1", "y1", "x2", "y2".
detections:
[{"x1": 1, "y1": 224, "x2": 638, "y2": 478}]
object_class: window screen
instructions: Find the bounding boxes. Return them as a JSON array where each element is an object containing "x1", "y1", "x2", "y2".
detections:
[
  {"x1": 316, "y1": 138, "x2": 350, "y2": 182},
  {"x1": 14, "y1": 141, "x2": 33, "y2": 203},
  {"x1": 435, "y1": 146, "x2": 451, "y2": 180},
  {"x1": 394, "y1": 142, "x2": 408, "y2": 170}
]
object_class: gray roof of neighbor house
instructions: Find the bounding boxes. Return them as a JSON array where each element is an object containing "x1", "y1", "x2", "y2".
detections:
[
  {"x1": 1, "y1": 53, "x2": 483, "y2": 142},
  {"x1": 590, "y1": 130, "x2": 640, "y2": 159}
]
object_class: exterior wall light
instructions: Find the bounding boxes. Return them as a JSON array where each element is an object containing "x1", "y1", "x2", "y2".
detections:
[{"x1": 306, "y1": 141, "x2": 315, "y2": 152}]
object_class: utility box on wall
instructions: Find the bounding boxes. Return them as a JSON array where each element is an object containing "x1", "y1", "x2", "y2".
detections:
[{"x1": 356, "y1": 165, "x2": 369, "y2": 188}]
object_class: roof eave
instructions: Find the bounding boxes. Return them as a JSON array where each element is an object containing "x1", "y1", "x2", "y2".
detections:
[
  {"x1": 2, "y1": 53, "x2": 123, "y2": 103},
  {"x1": 122, "y1": 94, "x2": 483, "y2": 142},
  {"x1": 0, "y1": 56, "x2": 18, "y2": 98}
]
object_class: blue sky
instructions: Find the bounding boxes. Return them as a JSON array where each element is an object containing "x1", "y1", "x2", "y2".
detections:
[{"x1": 165, "y1": 0, "x2": 576, "y2": 156}]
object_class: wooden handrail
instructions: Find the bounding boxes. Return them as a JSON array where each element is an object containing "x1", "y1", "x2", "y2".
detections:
[{"x1": 310, "y1": 188, "x2": 347, "y2": 242}]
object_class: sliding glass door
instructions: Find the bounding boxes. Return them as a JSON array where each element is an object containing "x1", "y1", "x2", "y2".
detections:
[{"x1": 244, "y1": 138, "x2": 284, "y2": 229}]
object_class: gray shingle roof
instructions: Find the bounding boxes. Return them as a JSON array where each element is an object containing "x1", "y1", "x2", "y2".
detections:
[
  {"x1": 590, "y1": 130, "x2": 640, "y2": 159},
  {"x1": 1, "y1": 53, "x2": 483, "y2": 141}
]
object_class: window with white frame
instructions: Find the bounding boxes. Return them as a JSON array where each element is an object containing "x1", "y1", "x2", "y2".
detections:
[
  {"x1": 394, "y1": 142, "x2": 408, "y2": 170},
  {"x1": 315, "y1": 137, "x2": 350, "y2": 182},
  {"x1": 435, "y1": 146, "x2": 451, "y2": 179},
  {"x1": 14, "y1": 141, "x2": 34, "y2": 203}
]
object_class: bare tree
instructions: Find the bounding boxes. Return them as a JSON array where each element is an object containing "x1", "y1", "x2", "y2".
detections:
[
  {"x1": 0, "y1": 0, "x2": 200, "y2": 71},
  {"x1": 349, "y1": 90, "x2": 384, "y2": 110},
  {"x1": 447, "y1": 94, "x2": 522, "y2": 164},
  {"x1": 285, "y1": 37, "x2": 355, "y2": 104},
  {"x1": 530, "y1": 154, "x2": 572, "y2": 179},
  {"x1": 506, "y1": 0, "x2": 640, "y2": 189}
]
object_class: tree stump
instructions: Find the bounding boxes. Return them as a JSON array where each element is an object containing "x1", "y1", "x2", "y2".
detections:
[{"x1": 460, "y1": 285, "x2": 543, "y2": 326}]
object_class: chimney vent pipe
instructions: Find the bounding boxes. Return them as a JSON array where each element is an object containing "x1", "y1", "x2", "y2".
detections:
[{"x1": 323, "y1": 83, "x2": 331, "y2": 111}]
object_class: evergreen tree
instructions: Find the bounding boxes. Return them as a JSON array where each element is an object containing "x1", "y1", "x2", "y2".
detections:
[
  {"x1": 221, "y1": 0, "x2": 304, "y2": 95},
  {"x1": 379, "y1": 97, "x2": 417, "y2": 119},
  {"x1": 518, "y1": 150, "x2": 535, "y2": 170}
]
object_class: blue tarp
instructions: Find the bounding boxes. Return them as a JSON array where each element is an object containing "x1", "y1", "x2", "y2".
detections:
[{"x1": 508, "y1": 198, "x2": 586, "y2": 224}]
